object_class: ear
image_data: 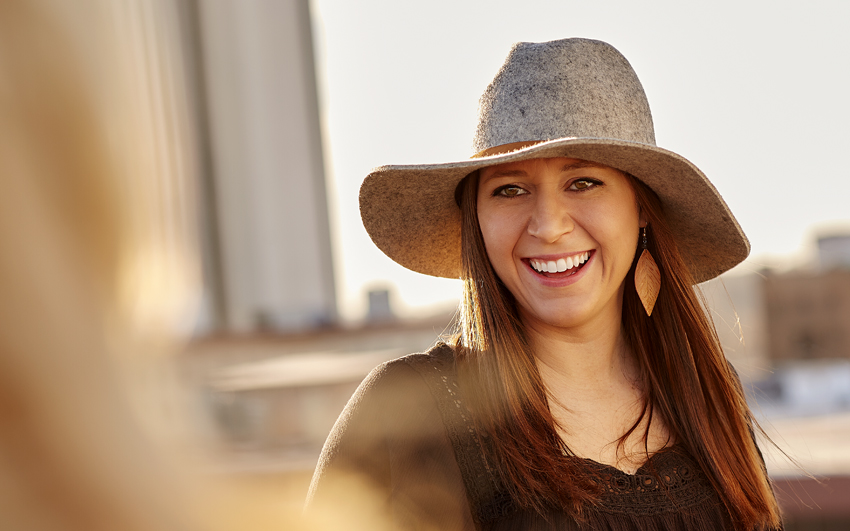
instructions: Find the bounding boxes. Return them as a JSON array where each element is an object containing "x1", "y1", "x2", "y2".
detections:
[{"x1": 638, "y1": 205, "x2": 647, "y2": 228}]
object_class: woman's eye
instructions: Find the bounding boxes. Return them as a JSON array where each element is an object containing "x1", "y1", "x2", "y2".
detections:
[
  {"x1": 569, "y1": 178, "x2": 602, "y2": 191},
  {"x1": 494, "y1": 185, "x2": 527, "y2": 197}
]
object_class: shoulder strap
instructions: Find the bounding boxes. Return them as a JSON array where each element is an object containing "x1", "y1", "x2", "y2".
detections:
[{"x1": 403, "y1": 344, "x2": 514, "y2": 527}]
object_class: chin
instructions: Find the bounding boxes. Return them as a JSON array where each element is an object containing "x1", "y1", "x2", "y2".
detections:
[{"x1": 521, "y1": 305, "x2": 595, "y2": 331}]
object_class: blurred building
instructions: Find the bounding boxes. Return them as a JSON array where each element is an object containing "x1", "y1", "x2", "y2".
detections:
[
  {"x1": 763, "y1": 232, "x2": 850, "y2": 363},
  {"x1": 705, "y1": 233, "x2": 850, "y2": 412},
  {"x1": 702, "y1": 236, "x2": 850, "y2": 404},
  {"x1": 700, "y1": 271, "x2": 770, "y2": 381},
  {"x1": 706, "y1": 233, "x2": 850, "y2": 368},
  {"x1": 165, "y1": 0, "x2": 461, "y2": 481},
  {"x1": 182, "y1": 310, "x2": 454, "y2": 471},
  {"x1": 817, "y1": 233, "x2": 850, "y2": 271},
  {"x1": 765, "y1": 268, "x2": 850, "y2": 362},
  {"x1": 177, "y1": 0, "x2": 337, "y2": 334}
]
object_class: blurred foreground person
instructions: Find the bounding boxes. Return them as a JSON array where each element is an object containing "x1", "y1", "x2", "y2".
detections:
[
  {"x1": 0, "y1": 2, "x2": 191, "y2": 530},
  {"x1": 0, "y1": 2, "x2": 329, "y2": 530},
  {"x1": 308, "y1": 39, "x2": 782, "y2": 530}
]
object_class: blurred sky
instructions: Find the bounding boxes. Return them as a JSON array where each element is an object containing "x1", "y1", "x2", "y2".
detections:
[{"x1": 308, "y1": 0, "x2": 850, "y2": 320}]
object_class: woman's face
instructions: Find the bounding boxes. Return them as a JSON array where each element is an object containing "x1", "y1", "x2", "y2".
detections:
[{"x1": 477, "y1": 157, "x2": 643, "y2": 333}]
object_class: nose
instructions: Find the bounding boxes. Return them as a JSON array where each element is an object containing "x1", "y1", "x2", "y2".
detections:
[{"x1": 527, "y1": 192, "x2": 574, "y2": 243}]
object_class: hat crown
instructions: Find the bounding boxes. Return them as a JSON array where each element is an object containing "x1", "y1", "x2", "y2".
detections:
[{"x1": 473, "y1": 38, "x2": 656, "y2": 154}]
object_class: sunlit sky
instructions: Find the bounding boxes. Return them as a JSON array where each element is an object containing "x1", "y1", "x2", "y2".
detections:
[{"x1": 308, "y1": 0, "x2": 850, "y2": 321}]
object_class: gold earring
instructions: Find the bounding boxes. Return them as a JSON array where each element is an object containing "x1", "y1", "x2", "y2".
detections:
[{"x1": 635, "y1": 226, "x2": 660, "y2": 316}]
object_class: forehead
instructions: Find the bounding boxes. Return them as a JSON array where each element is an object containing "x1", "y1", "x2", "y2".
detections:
[{"x1": 479, "y1": 157, "x2": 618, "y2": 179}]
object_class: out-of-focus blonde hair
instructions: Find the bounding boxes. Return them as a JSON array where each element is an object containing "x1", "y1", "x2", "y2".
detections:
[
  {"x1": 0, "y1": 2, "x2": 378, "y2": 529},
  {"x1": 0, "y1": 1, "x2": 200, "y2": 529}
]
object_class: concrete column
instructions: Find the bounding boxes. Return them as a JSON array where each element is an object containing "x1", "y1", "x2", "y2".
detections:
[{"x1": 194, "y1": 0, "x2": 336, "y2": 332}]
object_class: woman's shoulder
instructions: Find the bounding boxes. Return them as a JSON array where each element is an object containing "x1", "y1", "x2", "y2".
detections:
[
  {"x1": 358, "y1": 341, "x2": 457, "y2": 398},
  {"x1": 308, "y1": 340, "x2": 475, "y2": 529},
  {"x1": 393, "y1": 341, "x2": 457, "y2": 378},
  {"x1": 325, "y1": 342, "x2": 458, "y2": 441},
  {"x1": 378, "y1": 340, "x2": 456, "y2": 372}
]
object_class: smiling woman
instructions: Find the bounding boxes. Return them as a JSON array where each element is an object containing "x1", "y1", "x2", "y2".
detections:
[
  {"x1": 476, "y1": 158, "x2": 642, "y2": 333},
  {"x1": 307, "y1": 38, "x2": 781, "y2": 531}
]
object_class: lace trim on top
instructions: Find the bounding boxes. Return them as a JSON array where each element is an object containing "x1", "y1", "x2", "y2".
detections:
[
  {"x1": 583, "y1": 450, "x2": 717, "y2": 516},
  {"x1": 402, "y1": 344, "x2": 721, "y2": 523}
]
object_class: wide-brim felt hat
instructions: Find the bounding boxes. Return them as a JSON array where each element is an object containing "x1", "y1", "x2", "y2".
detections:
[{"x1": 359, "y1": 38, "x2": 749, "y2": 284}]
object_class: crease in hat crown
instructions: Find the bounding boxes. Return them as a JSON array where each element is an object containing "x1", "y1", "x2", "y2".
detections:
[
  {"x1": 473, "y1": 38, "x2": 656, "y2": 154},
  {"x1": 359, "y1": 37, "x2": 750, "y2": 283}
]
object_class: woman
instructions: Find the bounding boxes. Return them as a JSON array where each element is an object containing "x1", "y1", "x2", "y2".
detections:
[{"x1": 308, "y1": 38, "x2": 781, "y2": 530}]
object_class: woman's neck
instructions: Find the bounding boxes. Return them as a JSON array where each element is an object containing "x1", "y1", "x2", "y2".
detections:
[
  {"x1": 526, "y1": 316, "x2": 639, "y2": 399},
  {"x1": 526, "y1": 316, "x2": 664, "y2": 472}
]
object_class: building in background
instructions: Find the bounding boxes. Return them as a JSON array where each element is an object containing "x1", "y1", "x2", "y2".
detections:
[
  {"x1": 818, "y1": 233, "x2": 850, "y2": 271},
  {"x1": 703, "y1": 233, "x2": 850, "y2": 421},
  {"x1": 707, "y1": 234, "x2": 850, "y2": 365},
  {"x1": 170, "y1": 0, "x2": 454, "y2": 478},
  {"x1": 700, "y1": 271, "x2": 771, "y2": 381},
  {"x1": 178, "y1": 0, "x2": 337, "y2": 334},
  {"x1": 764, "y1": 233, "x2": 850, "y2": 363},
  {"x1": 182, "y1": 310, "x2": 453, "y2": 470},
  {"x1": 765, "y1": 268, "x2": 850, "y2": 362}
]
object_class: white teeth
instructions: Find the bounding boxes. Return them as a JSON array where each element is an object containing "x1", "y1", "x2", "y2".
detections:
[{"x1": 530, "y1": 252, "x2": 591, "y2": 274}]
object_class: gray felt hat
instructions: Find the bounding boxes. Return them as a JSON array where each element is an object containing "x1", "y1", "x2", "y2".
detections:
[{"x1": 359, "y1": 38, "x2": 749, "y2": 283}]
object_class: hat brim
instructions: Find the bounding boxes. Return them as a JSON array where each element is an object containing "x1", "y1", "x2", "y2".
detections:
[{"x1": 359, "y1": 137, "x2": 749, "y2": 284}]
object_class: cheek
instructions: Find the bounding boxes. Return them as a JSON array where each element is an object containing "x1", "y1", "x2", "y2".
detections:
[
  {"x1": 477, "y1": 210, "x2": 502, "y2": 258},
  {"x1": 597, "y1": 208, "x2": 640, "y2": 260},
  {"x1": 477, "y1": 208, "x2": 521, "y2": 272}
]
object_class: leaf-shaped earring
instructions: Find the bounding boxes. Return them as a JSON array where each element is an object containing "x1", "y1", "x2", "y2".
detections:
[{"x1": 635, "y1": 226, "x2": 660, "y2": 316}]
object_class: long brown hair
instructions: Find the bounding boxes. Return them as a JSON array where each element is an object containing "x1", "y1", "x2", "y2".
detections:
[{"x1": 451, "y1": 167, "x2": 781, "y2": 529}]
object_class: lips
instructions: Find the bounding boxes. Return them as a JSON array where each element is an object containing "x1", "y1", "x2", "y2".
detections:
[{"x1": 528, "y1": 251, "x2": 591, "y2": 276}]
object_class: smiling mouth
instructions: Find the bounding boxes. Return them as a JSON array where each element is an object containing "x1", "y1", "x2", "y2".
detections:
[{"x1": 528, "y1": 251, "x2": 591, "y2": 276}]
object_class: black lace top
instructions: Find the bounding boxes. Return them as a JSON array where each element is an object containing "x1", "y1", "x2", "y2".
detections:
[{"x1": 308, "y1": 343, "x2": 740, "y2": 530}]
